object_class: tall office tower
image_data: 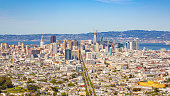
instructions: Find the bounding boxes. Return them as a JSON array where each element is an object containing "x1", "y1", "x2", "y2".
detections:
[
  {"x1": 18, "y1": 42, "x2": 21, "y2": 46},
  {"x1": 130, "y1": 42, "x2": 133, "y2": 50},
  {"x1": 86, "y1": 52, "x2": 92, "y2": 59},
  {"x1": 112, "y1": 40, "x2": 115, "y2": 46},
  {"x1": 100, "y1": 44, "x2": 104, "y2": 50},
  {"x1": 21, "y1": 42, "x2": 24, "y2": 49},
  {"x1": 110, "y1": 47, "x2": 112, "y2": 55},
  {"x1": 127, "y1": 42, "x2": 130, "y2": 49},
  {"x1": 57, "y1": 40, "x2": 61, "y2": 47},
  {"x1": 40, "y1": 35, "x2": 44, "y2": 48},
  {"x1": 50, "y1": 35, "x2": 56, "y2": 43},
  {"x1": 72, "y1": 40, "x2": 78, "y2": 46},
  {"x1": 125, "y1": 42, "x2": 128, "y2": 49},
  {"x1": 0, "y1": 43, "x2": 4, "y2": 49},
  {"x1": 80, "y1": 40, "x2": 85, "y2": 51},
  {"x1": 26, "y1": 45, "x2": 30, "y2": 55},
  {"x1": 132, "y1": 40, "x2": 136, "y2": 50},
  {"x1": 95, "y1": 43, "x2": 99, "y2": 52},
  {"x1": 101, "y1": 37, "x2": 103, "y2": 45},
  {"x1": 68, "y1": 40, "x2": 73, "y2": 50},
  {"x1": 72, "y1": 40, "x2": 78, "y2": 50},
  {"x1": 89, "y1": 40, "x2": 92, "y2": 44},
  {"x1": 80, "y1": 40, "x2": 85, "y2": 45},
  {"x1": 71, "y1": 50, "x2": 80, "y2": 60},
  {"x1": 63, "y1": 40, "x2": 67, "y2": 49},
  {"x1": 112, "y1": 40, "x2": 115, "y2": 51},
  {"x1": 75, "y1": 40, "x2": 78, "y2": 47},
  {"x1": 135, "y1": 38, "x2": 139, "y2": 50},
  {"x1": 93, "y1": 30, "x2": 98, "y2": 44},
  {"x1": 105, "y1": 46, "x2": 108, "y2": 53},
  {"x1": 65, "y1": 49, "x2": 71, "y2": 60},
  {"x1": 51, "y1": 43, "x2": 57, "y2": 55},
  {"x1": 10, "y1": 44, "x2": 13, "y2": 48},
  {"x1": 81, "y1": 45, "x2": 85, "y2": 50},
  {"x1": 4, "y1": 43, "x2": 8, "y2": 49}
]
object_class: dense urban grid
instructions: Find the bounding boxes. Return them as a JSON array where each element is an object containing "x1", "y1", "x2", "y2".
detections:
[{"x1": 0, "y1": 30, "x2": 169, "y2": 96}]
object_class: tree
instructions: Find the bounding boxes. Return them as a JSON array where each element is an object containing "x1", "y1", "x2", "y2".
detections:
[
  {"x1": 133, "y1": 88, "x2": 141, "y2": 92},
  {"x1": 51, "y1": 87, "x2": 58, "y2": 92},
  {"x1": 113, "y1": 69, "x2": 117, "y2": 72},
  {"x1": 114, "y1": 92, "x2": 118, "y2": 95},
  {"x1": 129, "y1": 74, "x2": 134, "y2": 78},
  {"x1": 35, "y1": 90, "x2": 41, "y2": 96},
  {"x1": 68, "y1": 83, "x2": 74, "y2": 87},
  {"x1": 53, "y1": 92, "x2": 58, "y2": 96},
  {"x1": 72, "y1": 75, "x2": 76, "y2": 78},
  {"x1": 154, "y1": 88, "x2": 159, "y2": 92},
  {"x1": 27, "y1": 85, "x2": 39, "y2": 92},
  {"x1": 63, "y1": 78, "x2": 68, "y2": 82},
  {"x1": 0, "y1": 77, "x2": 13, "y2": 90},
  {"x1": 50, "y1": 79, "x2": 56, "y2": 84},
  {"x1": 61, "y1": 92, "x2": 67, "y2": 96},
  {"x1": 23, "y1": 76, "x2": 27, "y2": 81},
  {"x1": 111, "y1": 84, "x2": 116, "y2": 87},
  {"x1": 56, "y1": 81, "x2": 64, "y2": 84},
  {"x1": 165, "y1": 78, "x2": 170, "y2": 82},
  {"x1": 27, "y1": 78, "x2": 35, "y2": 83}
]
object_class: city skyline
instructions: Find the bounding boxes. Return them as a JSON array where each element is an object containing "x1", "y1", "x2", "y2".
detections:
[
  {"x1": 0, "y1": 31, "x2": 169, "y2": 95},
  {"x1": 0, "y1": 0, "x2": 170, "y2": 34},
  {"x1": 0, "y1": 0, "x2": 169, "y2": 95}
]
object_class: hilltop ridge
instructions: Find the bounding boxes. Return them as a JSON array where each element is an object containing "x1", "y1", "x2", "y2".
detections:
[{"x1": 0, "y1": 30, "x2": 169, "y2": 41}]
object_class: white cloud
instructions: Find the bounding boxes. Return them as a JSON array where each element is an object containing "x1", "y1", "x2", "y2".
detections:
[{"x1": 96, "y1": 0, "x2": 132, "y2": 3}]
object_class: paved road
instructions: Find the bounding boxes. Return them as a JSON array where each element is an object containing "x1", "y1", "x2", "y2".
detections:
[{"x1": 80, "y1": 54, "x2": 96, "y2": 96}]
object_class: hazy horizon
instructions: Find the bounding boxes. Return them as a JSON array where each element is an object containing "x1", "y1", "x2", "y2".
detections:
[{"x1": 0, "y1": 30, "x2": 169, "y2": 35}]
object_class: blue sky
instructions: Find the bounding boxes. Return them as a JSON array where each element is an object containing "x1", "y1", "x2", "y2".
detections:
[{"x1": 0, "y1": 0, "x2": 170, "y2": 34}]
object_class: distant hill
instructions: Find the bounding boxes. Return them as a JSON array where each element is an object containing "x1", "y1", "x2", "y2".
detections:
[{"x1": 0, "y1": 30, "x2": 169, "y2": 41}]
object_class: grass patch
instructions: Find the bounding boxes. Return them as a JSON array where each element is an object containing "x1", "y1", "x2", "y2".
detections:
[{"x1": 7, "y1": 87, "x2": 28, "y2": 93}]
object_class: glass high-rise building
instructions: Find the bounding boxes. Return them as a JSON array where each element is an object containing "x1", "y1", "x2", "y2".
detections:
[
  {"x1": 65, "y1": 49, "x2": 71, "y2": 60},
  {"x1": 110, "y1": 47, "x2": 112, "y2": 56},
  {"x1": 50, "y1": 36, "x2": 56, "y2": 43},
  {"x1": 135, "y1": 38, "x2": 139, "y2": 50},
  {"x1": 93, "y1": 30, "x2": 98, "y2": 44}
]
